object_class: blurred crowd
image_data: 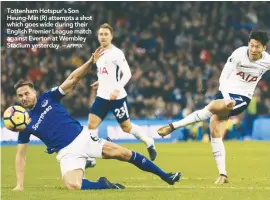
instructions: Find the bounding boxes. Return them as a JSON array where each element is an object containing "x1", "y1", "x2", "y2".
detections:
[{"x1": 1, "y1": 2, "x2": 270, "y2": 121}]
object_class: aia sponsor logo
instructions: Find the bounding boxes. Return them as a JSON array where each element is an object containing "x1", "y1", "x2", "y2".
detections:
[
  {"x1": 236, "y1": 72, "x2": 257, "y2": 82},
  {"x1": 97, "y1": 67, "x2": 108, "y2": 75}
]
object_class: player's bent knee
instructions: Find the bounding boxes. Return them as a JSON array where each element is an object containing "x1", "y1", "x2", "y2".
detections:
[
  {"x1": 88, "y1": 114, "x2": 102, "y2": 130},
  {"x1": 120, "y1": 121, "x2": 132, "y2": 133},
  {"x1": 210, "y1": 131, "x2": 222, "y2": 138},
  {"x1": 111, "y1": 148, "x2": 131, "y2": 161},
  {"x1": 207, "y1": 100, "x2": 233, "y2": 116},
  {"x1": 119, "y1": 148, "x2": 132, "y2": 161},
  {"x1": 64, "y1": 180, "x2": 82, "y2": 191},
  {"x1": 63, "y1": 169, "x2": 83, "y2": 191},
  {"x1": 66, "y1": 183, "x2": 81, "y2": 191},
  {"x1": 88, "y1": 122, "x2": 97, "y2": 130},
  {"x1": 225, "y1": 99, "x2": 236, "y2": 109},
  {"x1": 121, "y1": 125, "x2": 132, "y2": 133},
  {"x1": 88, "y1": 119, "x2": 99, "y2": 130},
  {"x1": 207, "y1": 100, "x2": 221, "y2": 113}
]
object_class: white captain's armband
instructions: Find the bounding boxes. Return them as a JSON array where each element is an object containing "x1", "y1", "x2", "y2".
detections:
[{"x1": 58, "y1": 87, "x2": 66, "y2": 95}]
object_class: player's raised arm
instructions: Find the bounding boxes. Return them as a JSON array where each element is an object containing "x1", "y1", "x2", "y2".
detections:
[
  {"x1": 13, "y1": 144, "x2": 28, "y2": 191},
  {"x1": 60, "y1": 47, "x2": 104, "y2": 94}
]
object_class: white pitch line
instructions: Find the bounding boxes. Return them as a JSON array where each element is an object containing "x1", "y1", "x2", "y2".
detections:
[
  {"x1": 123, "y1": 177, "x2": 210, "y2": 180},
  {"x1": 126, "y1": 185, "x2": 270, "y2": 190},
  {"x1": 37, "y1": 177, "x2": 61, "y2": 180},
  {"x1": 123, "y1": 177, "x2": 270, "y2": 181},
  {"x1": 37, "y1": 177, "x2": 270, "y2": 182}
]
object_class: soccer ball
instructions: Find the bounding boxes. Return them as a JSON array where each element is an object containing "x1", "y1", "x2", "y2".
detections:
[{"x1": 3, "y1": 106, "x2": 30, "y2": 132}]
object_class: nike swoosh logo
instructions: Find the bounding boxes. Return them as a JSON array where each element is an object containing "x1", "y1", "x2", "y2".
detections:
[{"x1": 169, "y1": 173, "x2": 179, "y2": 180}]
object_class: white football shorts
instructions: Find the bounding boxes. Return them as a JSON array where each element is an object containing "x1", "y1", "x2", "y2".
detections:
[{"x1": 56, "y1": 127, "x2": 106, "y2": 177}]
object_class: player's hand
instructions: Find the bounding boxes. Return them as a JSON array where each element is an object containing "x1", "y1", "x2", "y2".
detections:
[
  {"x1": 91, "y1": 81, "x2": 99, "y2": 89},
  {"x1": 109, "y1": 89, "x2": 120, "y2": 100},
  {"x1": 90, "y1": 47, "x2": 104, "y2": 64},
  {"x1": 12, "y1": 185, "x2": 24, "y2": 191}
]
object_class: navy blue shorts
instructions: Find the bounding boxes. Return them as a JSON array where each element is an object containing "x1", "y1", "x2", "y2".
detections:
[
  {"x1": 214, "y1": 91, "x2": 251, "y2": 116},
  {"x1": 89, "y1": 96, "x2": 130, "y2": 123}
]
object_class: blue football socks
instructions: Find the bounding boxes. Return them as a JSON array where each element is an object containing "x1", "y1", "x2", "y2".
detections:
[
  {"x1": 81, "y1": 179, "x2": 108, "y2": 190},
  {"x1": 128, "y1": 151, "x2": 167, "y2": 179}
]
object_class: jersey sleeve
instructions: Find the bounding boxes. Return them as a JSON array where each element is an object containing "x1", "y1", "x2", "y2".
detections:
[
  {"x1": 219, "y1": 48, "x2": 242, "y2": 90},
  {"x1": 18, "y1": 130, "x2": 31, "y2": 144},
  {"x1": 116, "y1": 51, "x2": 132, "y2": 89},
  {"x1": 226, "y1": 47, "x2": 243, "y2": 65},
  {"x1": 43, "y1": 86, "x2": 66, "y2": 101}
]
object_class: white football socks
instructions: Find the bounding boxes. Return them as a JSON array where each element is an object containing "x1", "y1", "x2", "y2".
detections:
[
  {"x1": 211, "y1": 137, "x2": 227, "y2": 176},
  {"x1": 172, "y1": 107, "x2": 213, "y2": 129},
  {"x1": 129, "y1": 123, "x2": 154, "y2": 148}
]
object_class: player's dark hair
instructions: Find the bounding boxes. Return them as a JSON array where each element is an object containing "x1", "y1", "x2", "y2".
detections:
[
  {"x1": 98, "y1": 23, "x2": 114, "y2": 35},
  {"x1": 249, "y1": 30, "x2": 269, "y2": 46},
  {"x1": 14, "y1": 79, "x2": 35, "y2": 91}
]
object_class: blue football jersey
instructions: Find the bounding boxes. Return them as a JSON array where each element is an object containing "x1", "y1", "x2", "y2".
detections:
[{"x1": 18, "y1": 87, "x2": 83, "y2": 154}]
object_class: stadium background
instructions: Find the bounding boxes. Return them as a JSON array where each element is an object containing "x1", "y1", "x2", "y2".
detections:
[{"x1": 1, "y1": 1, "x2": 270, "y2": 142}]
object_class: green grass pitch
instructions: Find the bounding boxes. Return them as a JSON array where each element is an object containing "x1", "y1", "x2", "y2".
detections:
[{"x1": 1, "y1": 141, "x2": 270, "y2": 200}]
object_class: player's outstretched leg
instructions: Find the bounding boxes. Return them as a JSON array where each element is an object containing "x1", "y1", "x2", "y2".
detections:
[
  {"x1": 120, "y1": 120, "x2": 157, "y2": 161},
  {"x1": 157, "y1": 106, "x2": 213, "y2": 137},
  {"x1": 210, "y1": 115, "x2": 229, "y2": 184},
  {"x1": 102, "y1": 141, "x2": 181, "y2": 185},
  {"x1": 157, "y1": 99, "x2": 235, "y2": 137}
]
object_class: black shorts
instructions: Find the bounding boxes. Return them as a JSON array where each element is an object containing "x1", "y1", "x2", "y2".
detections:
[
  {"x1": 89, "y1": 96, "x2": 130, "y2": 123},
  {"x1": 214, "y1": 91, "x2": 251, "y2": 116}
]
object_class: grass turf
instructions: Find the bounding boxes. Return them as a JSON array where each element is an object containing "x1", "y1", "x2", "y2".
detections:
[{"x1": 1, "y1": 141, "x2": 270, "y2": 200}]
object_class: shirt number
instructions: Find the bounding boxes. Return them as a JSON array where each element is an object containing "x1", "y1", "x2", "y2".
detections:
[{"x1": 114, "y1": 107, "x2": 126, "y2": 119}]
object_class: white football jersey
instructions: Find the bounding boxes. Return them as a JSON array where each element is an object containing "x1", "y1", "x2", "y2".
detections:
[
  {"x1": 96, "y1": 45, "x2": 131, "y2": 100},
  {"x1": 219, "y1": 46, "x2": 270, "y2": 99}
]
